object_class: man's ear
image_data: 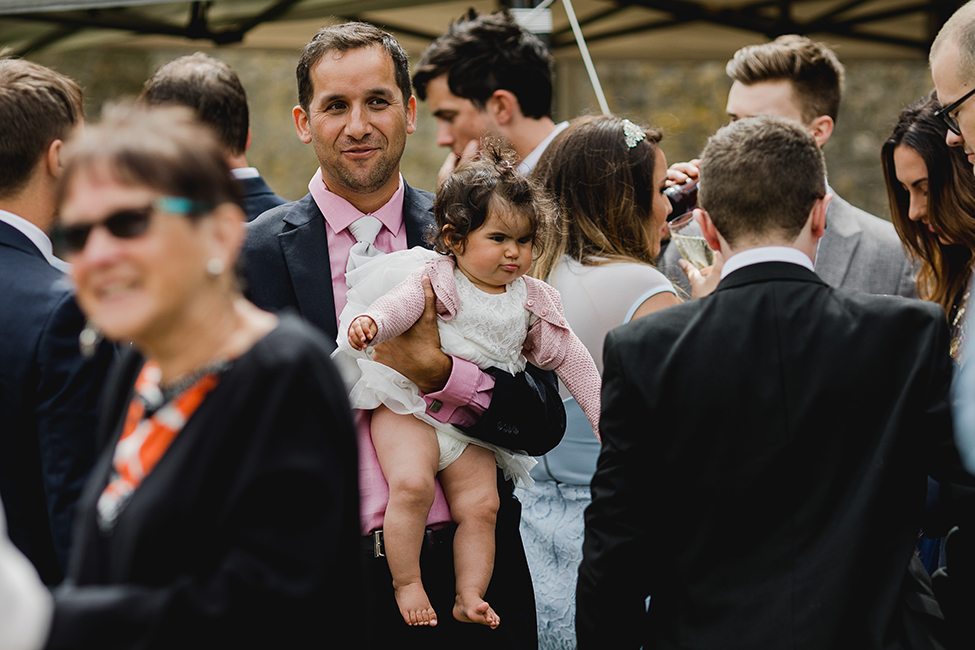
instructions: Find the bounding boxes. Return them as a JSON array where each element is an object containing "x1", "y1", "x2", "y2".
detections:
[
  {"x1": 45, "y1": 139, "x2": 64, "y2": 179},
  {"x1": 406, "y1": 95, "x2": 417, "y2": 135},
  {"x1": 808, "y1": 192, "x2": 832, "y2": 240},
  {"x1": 245, "y1": 128, "x2": 252, "y2": 153},
  {"x1": 486, "y1": 90, "x2": 518, "y2": 126},
  {"x1": 293, "y1": 105, "x2": 312, "y2": 144},
  {"x1": 808, "y1": 115, "x2": 834, "y2": 148},
  {"x1": 696, "y1": 208, "x2": 723, "y2": 251}
]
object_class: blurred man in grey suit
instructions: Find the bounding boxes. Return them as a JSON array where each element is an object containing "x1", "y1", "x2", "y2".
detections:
[{"x1": 662, "y1": 35, "x2": 916, "y2": 299}]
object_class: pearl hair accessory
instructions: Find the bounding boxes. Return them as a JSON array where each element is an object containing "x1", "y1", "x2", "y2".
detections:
[
  {"x1": 206, "y1": 258, "x2": 225, "y2": 276},
  {"x1": 622, "y1": 119, "x2": 646, "y2": 149}
]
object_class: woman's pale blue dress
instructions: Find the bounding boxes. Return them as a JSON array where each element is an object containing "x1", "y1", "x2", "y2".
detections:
[{"x1": 515, "y1": 257, "x2": 676, "y2": 650}]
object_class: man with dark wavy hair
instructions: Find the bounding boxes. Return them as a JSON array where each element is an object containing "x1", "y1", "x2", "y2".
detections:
[
  {"x1": 413, "y1": 9, "x2": 567, "y2": 183},
  {"x1": 0, "y1": 59, "x2": 113, "y2": 587}
]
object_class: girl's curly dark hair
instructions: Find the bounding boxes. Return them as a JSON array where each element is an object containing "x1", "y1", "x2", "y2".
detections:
[{"x1": 430, "y1": 141, "x2": 554, "y2": 256}]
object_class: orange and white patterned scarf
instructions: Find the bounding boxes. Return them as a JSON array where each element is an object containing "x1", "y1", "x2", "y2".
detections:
[{"x1": 97, "y1": 360, "x2": 221, "y2": 530}]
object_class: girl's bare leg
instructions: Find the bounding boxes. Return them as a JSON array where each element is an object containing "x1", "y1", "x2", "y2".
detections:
[
  {"x1": 371, "y1": 405, "x2": 441, "y2": 626},
  {"x1": 438, "y1": 444, "x2": 501, "y2": 628}
]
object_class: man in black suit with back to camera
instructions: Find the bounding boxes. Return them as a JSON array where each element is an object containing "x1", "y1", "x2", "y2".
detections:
[
  {"x1": 578, "y1": 115, "x2": 975, "y2": 650},
  {"x1": 0, "y1": 59, "x2": 114, "y2": 586}
]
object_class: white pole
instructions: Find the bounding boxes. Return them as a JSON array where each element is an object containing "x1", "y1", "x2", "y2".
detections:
[{"x1": 562, "y1": 0, "x2": 611, "y2": 116}]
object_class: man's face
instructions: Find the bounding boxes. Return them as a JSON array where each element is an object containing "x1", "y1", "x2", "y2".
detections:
[
  {"x1": 294, "y1": 45, "x2": 416, "y2": 203},
  {"x1": 425, "y1": 73, "x2": 495, "y2": 155},
  {"x1": 932, "y1": 38, "x2": 975, "y2": 161},
  {"x1": 726, "y1": 79, "x2": 807, "y2": 125}
]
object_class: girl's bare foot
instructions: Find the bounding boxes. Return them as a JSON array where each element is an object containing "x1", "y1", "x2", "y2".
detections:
[
  {"x1": 453, "y1": 591, "x2": 500, "y2": 628},
  {"x1": 394, "y1": 582, "x2": 437, "y2": 627}
]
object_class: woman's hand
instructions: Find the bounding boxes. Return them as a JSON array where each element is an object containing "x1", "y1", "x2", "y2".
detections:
[
  {"x1": 679, "y1": 250, "x2": 725, "y2": 299},
  {"x1": 348, "y1": 316, "x2": 378, "y2": 351}
]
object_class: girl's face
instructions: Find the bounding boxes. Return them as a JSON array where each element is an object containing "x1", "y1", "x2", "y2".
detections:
[
  {"x1": 450, "y1": 206, "x2": 534, "y2": 294},
  {"x1": 649, "y1": 148, "x2": 673, "y2": 257},
  {"x1": 893, "y1": 144, "x2": 952, "y2": 245}
]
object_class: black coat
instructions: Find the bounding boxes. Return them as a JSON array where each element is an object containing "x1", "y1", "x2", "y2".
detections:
[
  {"x1": 0, "y1": 221, "x2": 113, "y2": 585},
  {"x1": 578, "y1": 261, "x2": 975, "y2": 650},
  {"x1": 47, "y1": 316, "x2": 361, "y2": 649}
]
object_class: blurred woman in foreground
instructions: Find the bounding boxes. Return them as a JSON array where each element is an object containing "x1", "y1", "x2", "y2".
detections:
[
  {"x1": 520, "y1": 114, "x2": 679, "y2": 649},
  {"x1": 0, "y1": 104, "x2": 361, "y2": 649},
  {"x1": 883, "y1": 93, "x2": 975, "y2": 360}
]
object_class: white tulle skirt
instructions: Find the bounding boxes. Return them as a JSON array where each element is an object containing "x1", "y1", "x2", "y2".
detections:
[{"x1": 332, "y1": 248, "x2": 536, "y2": 487}]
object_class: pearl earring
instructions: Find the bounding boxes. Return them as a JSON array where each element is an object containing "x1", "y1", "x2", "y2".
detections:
[{"x1": 206, "y1": 258, "x2": 225, "y2": 276}]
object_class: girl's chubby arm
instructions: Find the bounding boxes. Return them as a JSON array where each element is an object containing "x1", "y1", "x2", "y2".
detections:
[
  {"x1": 348, "y1": 316, "x2": 378, "y2": 351},
  {"x1": 350, "y1": 268, "x2": 431, "y2": 349}
]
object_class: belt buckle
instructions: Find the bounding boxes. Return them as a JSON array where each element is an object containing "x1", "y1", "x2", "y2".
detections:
[{"x1": 373, "y1": 529, "x2": 385, "y2": 558}]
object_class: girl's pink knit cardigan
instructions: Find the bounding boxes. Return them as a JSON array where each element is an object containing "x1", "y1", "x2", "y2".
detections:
[{"x1": 359, "y1": 254, "x2": 601, "y2": 438}]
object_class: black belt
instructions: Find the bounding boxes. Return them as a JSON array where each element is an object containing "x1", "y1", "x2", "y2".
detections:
[{"x1": 362, "y1": 524, "x2": 456, "y2": 558}]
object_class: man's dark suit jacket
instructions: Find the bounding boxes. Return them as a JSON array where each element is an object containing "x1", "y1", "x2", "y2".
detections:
[
  {"x1": 0, "y1": 221, "x2": 113, "y2": 585},
  {"x1": 236, "y1": 174, "x2": 286, "y2": 222},
  {"x1": 578, "y1": 260, "x2": 975, "y2": 650},
  {"x1": 241, "y1": 182, "x2": 565, "y2": 649}
]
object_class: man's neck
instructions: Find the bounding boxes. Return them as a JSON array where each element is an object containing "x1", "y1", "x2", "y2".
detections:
[
  {"x1": 0, "y1": 182, "x2": 54, "y2": 234},
  {"x1": 506, "y1": 116, "x2": 557, "y2": 162}
]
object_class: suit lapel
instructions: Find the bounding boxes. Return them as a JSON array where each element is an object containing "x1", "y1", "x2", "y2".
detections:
[
  {"x1": 403, "y1": 182, "x2": 435, "y2": 249},
  {"x1": 815, "y1": 193, "x2": 861, "y2": 288},
  {"x1": 278, "y1": 195, "x2": 338, "y2": 339}
]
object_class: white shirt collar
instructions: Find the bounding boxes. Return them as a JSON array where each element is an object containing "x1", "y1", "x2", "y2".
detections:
[
  {"x1": 720, "y1": 245, "x2": 815, "y2": 279},
  {"x1": 0, "y1": 209, "x2": 69, "y2": 272},
  {"x1": 230, "y1": 167, "x2": 260, "y2": 180},
  {"x1": 517, "y1": 121, "x2": 569, "y2": 174}
]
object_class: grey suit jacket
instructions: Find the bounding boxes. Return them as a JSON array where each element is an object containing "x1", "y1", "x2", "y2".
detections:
[{"x1": 659, "y1": 189, "x2": 917, "y2": 298}]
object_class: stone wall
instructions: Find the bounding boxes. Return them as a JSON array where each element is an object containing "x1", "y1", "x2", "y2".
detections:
[{"x1": 31, "y1": 46, "x2": 935, "y2": 220}]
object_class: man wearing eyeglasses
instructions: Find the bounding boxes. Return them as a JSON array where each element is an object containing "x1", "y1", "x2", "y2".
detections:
[
  {"x1": 932, "y1": 3, "x2": 975, "y2": 161},
  {"x1": 931, "y1": 6, "x2": 975, "y2": 643},
  {"x1": 662, "y1": 35, "x2": 916, "y2": 299},
  {"x1": 0, "y1": 60, "x2": 113, "y2": 588}
]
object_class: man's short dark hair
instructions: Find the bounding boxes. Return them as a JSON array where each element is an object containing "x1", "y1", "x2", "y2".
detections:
[
  {"x1": 296, "y1": 22, "x2": 412, "y2": 114},
  {"x1": 699, "y1": 116, "x2": 826, "y2": 247},
  {"x1": 140, "y1": 53, "x2": 249, "y2": 156},
  {"x1": 0, "y1": 59, "x2": 83, "y2": 198},
  {"x1": 726, "y1": 35, "x2": 845, "y2": 124},
  {"x1": 412, "y1": 9, "x2": 553, "y2": 120}
]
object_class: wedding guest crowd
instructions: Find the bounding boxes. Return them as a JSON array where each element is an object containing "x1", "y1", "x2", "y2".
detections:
[{"x1": 1, "y1": 5, "x2": 975, "y2": 650}]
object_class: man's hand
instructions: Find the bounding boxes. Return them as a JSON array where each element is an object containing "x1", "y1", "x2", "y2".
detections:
[
  {"x1": 372, "y1": 276, "x2": 452, "y2": 393},
  {"x1": 437, "y1": 139, "x2": 481, "y2": 188},
  {"x1": 679, "y1": 250, "x2": 724, "y2": 299},
  {"x1": 666, "y1": 159, "x2": 700, "y2": 186}
]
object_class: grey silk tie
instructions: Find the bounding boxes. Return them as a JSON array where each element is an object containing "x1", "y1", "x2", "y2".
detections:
[{"x1": 346, "y1": 215, "x2": 384, "y2": 275}]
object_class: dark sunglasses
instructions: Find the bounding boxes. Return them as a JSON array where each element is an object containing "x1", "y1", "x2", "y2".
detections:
[
  {"x1": 934, "y1": 86, "x2": 975, "y2": 136},
  {"x1": 52, "y1": 196, "x2": 213, "y2": 257}
]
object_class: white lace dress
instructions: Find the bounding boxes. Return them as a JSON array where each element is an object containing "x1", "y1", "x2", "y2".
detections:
[{"x1": 332, "y1": 247, "x2": 537, "y2": 486}]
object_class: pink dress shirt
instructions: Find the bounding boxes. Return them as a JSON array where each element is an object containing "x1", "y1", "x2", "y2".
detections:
[{"x1": 309, "y1": 170, "x2": 494, "y2": 534}]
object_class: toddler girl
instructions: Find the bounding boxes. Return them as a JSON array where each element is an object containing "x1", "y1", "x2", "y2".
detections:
[{"x1": 335, "y1": 151, "x2": 601, "y2": 630}]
